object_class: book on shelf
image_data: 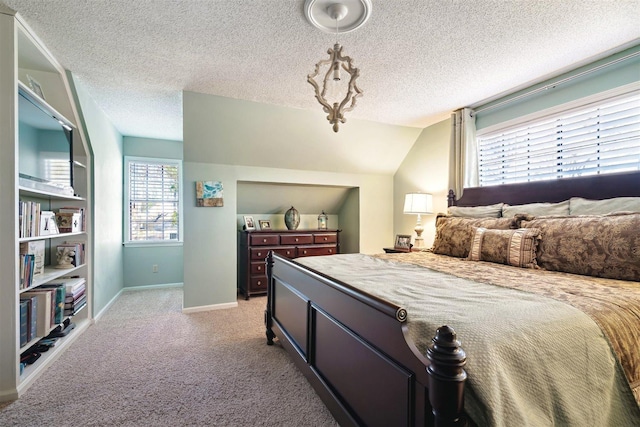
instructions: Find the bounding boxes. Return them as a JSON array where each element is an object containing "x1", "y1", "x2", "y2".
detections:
[
  {"x1": 21, "y1": 288, "x2": 55, "y2": 337},
  {"x1": 19, "y1": 254, "x2": 35, "y2": 290},
  {"x1": 19, "y1": 300, "x2": 28, "y2": 347},
  {"x1": 37, "y1": 284, "x2": 65, "y2": 324},
  {"x1": 26, "y1": 295, "x2": 37, "y2": 343},
  {"x1": 20, "y1": 240, "x2": 45, "y2": 277}
]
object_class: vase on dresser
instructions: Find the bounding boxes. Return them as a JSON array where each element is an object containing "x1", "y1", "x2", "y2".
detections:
[{"x1": 284, "y1": 206, "x2": 300, "y2": 230}]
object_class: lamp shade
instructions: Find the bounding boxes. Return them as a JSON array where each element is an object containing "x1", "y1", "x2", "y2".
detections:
[{"x1": 403, "y1": 193, "x2": 433, "y2": 214}]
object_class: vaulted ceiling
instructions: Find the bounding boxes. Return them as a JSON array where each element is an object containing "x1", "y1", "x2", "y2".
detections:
[{"x1": 2, "y1": 0, "x2": 638, "y2": 143}]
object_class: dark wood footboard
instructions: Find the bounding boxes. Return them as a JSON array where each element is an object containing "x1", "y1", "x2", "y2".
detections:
[{"x1": 265, "y1": 252, "x2": 467, "y2": 427}]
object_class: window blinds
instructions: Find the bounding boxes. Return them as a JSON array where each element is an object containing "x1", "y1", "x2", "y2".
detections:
[
  {"x1": 128, "y1": 160, "x2": 180, "y2": 241},
  {"x1": 478, "y1": 92, "x2": 640, "y2": 186}
]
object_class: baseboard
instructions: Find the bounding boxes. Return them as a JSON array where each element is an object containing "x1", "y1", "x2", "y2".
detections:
[
  {"x1": 93, "y1": 288, "x2": 124, "y2": 322},
  {"x1": 123, "y1": 282, "x2": 183, "y2": 291},
  {"x1": 182, "y1": 301, "x2": 238, "y2": 313}
]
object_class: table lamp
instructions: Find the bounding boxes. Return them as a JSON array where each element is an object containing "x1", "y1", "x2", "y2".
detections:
[{"x1": 403, "y1": 193, "x2": 433, "y2": 249}]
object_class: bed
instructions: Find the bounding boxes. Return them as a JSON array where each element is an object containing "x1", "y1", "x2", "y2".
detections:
[{"x1": 264, "y1": 171, "x2": 640, "y2": 426}]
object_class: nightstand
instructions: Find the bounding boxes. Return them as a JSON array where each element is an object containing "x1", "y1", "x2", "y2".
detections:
[{"x1": 383, "y1": 247, "x2": 411, "y2": 253}]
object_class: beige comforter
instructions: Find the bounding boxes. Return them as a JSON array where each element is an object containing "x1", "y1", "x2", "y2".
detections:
[{"x1": 295, "y1": 253, "x2": 640, "y2": 427}]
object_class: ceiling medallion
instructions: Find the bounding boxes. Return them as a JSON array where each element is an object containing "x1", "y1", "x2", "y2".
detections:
[{"x1": 305, "y1": 0, "x2": 371, "y2": 132}]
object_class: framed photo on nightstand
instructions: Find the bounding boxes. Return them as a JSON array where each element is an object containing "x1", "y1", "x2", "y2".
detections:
[{"x1": 394, "y1": 234, "x2": 412, "y2": 252}]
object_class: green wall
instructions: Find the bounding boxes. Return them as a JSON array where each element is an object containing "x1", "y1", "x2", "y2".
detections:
[
  {"x1": 182, "y1": 92, "x2": 398, "y2": 309},
  {"x1": 69, "y1": 74, "x2": 124, "y2": 318},
  {"x1": 476, "y1": 45, "x2": 640, "y2": 130},
  {"x1": 393, "y1": 118, "x2": 451, "y2": 247},
  {"x1": 122, "y1": 136, "x2": 184, "y2": 288}
]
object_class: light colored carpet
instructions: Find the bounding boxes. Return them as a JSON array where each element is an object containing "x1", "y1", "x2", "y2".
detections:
[{"x1": 0, "y1": 288, "x2": 337, "y2": 426}]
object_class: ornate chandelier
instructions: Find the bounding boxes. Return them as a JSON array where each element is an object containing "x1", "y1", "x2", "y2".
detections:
[{"x1": 304, "y1": 0, "x2": 371, "y2": 132}]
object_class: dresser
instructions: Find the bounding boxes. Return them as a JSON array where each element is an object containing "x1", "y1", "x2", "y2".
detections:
[{"x1": 238, "y1": 229, "x2": 340, "y2": 299}]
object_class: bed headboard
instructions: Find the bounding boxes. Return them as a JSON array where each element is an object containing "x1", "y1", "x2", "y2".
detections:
[{"x1": 448, "y1": 171, "x2": 640, "y2": 207}]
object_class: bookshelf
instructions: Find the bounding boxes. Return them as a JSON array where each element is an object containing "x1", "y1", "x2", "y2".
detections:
[{"x1": 0, "y1": 12, "x2": 92, "y2": 400}]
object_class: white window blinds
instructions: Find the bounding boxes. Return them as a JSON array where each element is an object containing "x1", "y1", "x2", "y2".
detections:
[
  {"x1": 125, "y1": 157, "x2": 181, "y2": 242},
  {"x1": 477, "y1": 91, "x2": 640, "y2": 186}
]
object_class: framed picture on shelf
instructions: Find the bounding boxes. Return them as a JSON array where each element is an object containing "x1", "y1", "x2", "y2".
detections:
[
  {"x1": 27, "y1": 74, "x2": 45, "y2": 100},
  {"x1": 39, "y1": 211, "x2": 59, "y2": 236},
  {"x1": 243, "y1": 216, "x2": 255, "y2": 230},
  {"x1": 258, "y1": 220, "x2": 271, "y2": 230},
  {"x1": 394, "y1": 234, "x2": 412, "y2": 252}
]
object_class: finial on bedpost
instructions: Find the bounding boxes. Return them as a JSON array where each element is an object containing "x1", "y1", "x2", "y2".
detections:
[
  {"x1": 265, "y1": 251, "x2": 275, "y2": 345},
  {"x1": 447, "y1": 190, "x2": 456, "y2": 207},
  {"x1": 427, "y1": 325, "x2": 467, "y2": 426}
]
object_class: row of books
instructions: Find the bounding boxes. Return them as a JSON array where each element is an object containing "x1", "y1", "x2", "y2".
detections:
[
  {"x1": 19, "y1": 277, "x2": 86, "y2": 348},
  {"x1": 19, "y1": 200, "x2": 41, "y2": 238},
  {"x1": 19, "y1": 202, "x2": 86, "y2": 238},
  {"x1": 62, "y1": 278, "x2": 86, "y2": 316},
  {"x1": 19, "y1": 241, "x2": 45, "y2": 290}
]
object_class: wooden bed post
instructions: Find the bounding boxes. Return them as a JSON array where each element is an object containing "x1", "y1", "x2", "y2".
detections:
[
  {"x1": 265, "y1": 251, "x2": 275, "y2": 345},
  {"x1": 427, "y1": 325, "x2": 467, "y2": 426}
]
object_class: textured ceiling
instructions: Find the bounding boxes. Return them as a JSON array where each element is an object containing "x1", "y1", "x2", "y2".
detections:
[{"x1": 2, "y1": 0, "x2": 639, "y2": 142}]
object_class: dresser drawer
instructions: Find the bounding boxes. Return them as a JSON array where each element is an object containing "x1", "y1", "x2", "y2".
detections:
[
  {"x1": 250, "y1": 276, "x2": 268, "y2": 292},
  {"x1": 250, "y1": 234, "x2": 279, "y2": 246},
  {"x1": 281, "y1": 234, "x2": 313, "y2": 245},
  {"x1": 314, "y1": 233, "x2": 337, "y2": 244},
  {"x1": 273, "y1": 246, "x2": 296, "y2": 258},
  {"x1": 250, "y1": 262, "x2": 266, "y2": 275},
  {"x1": 297, "y1": 245, "x2": 337, "y2": 257},
  {"x1": 250, "y1": 247, "x2": 276, "y2": 260}
]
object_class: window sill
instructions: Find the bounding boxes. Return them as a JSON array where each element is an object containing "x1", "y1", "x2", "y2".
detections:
[{"x1": 123, "y1": 241, "x2": 183, "y2": 248}]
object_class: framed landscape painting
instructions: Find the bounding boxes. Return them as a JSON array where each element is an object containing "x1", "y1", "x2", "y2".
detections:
[{"x1": 196, "y1": 181, "x2": 223, "y2": 207}]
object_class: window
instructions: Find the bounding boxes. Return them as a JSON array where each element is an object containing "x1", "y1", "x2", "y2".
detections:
[
  {"x1": 477, "y1": 91, "x2": 640, "y2": 186},
  {"x1": 124, "y1": 157, "x2": 182, "y2": 244}
]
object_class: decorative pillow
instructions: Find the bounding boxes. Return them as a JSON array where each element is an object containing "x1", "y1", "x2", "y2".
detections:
[
  {"x1": 468, "y1": 228, "x2": 540, "y2": 268},
  {"x1": 447, "y1": 203, "x2": 504, "y2": 218},
  {"x1": 502, "y1": 200, "x2": 570, "y2": 217},
  {"x1": 521, "y1": 213, "x2": 640, "y2": 281},
  {"x1": 569, "y1": 197, "x2": 640, "y2": 215},
  {"x1": 431, "y1": 215, "x2": 518, "y2": 258}
]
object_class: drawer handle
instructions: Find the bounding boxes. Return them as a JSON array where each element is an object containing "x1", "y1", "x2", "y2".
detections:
[
  {"x1": 257, "y1": 266, "x2": 262, "y2": 271},
  {"x1": 323, "y1": 237, "x2": 328, "y2": 241},
  {"x1": 295, "y1": 238, "x2": 299, "y2": 242},
  {"x1": 286, "y1": 251, "x2": 291, "y2": 255},
  {"x1": 257, "y1": 252, "x2": 262, "y2": 257},
  {"x1": 257, "y1": 280, "x2": 262, "y2": 286},
  {"x1": 263, "y1": 238, "x2": 267, "y2": 243},
  {"x1": 303, "y1": 250, "x2": 307, "y2": 254},
  {"x1": 328, "y1": 249, "x2": 333, "y2": 253}
]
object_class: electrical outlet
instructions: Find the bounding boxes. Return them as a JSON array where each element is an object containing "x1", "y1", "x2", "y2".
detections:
[{"x1": 152, "y1": 264, "x2": 159, "y2": 273}]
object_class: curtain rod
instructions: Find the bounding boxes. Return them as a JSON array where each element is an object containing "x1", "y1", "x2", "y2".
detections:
[{"x1": 474, "y1": 50, "x2": 640, "y2": 114}]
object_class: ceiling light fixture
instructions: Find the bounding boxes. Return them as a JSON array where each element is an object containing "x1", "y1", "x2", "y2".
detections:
[{"x1": 305, "y1": 0, "x2": 371, "y2": 132}]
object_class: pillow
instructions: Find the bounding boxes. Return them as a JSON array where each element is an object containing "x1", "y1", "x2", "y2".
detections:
[
  {"x1": 447, "y1": 203, "x2": 504, "y2": 218},
  {"x1": 521, "y1": 213, "x2": 640, "y2": 281},
  {"x1": 569, "y1": 197, "x2": 640, "y2": 215},
  {"x1": 468, "y1": 227, "x2": 540, "y2": 268},
  {"x1": 502, "y1": 200, "x2": 569, "y2": 217},
  {"x1": 431, "y1": 215, "x2": 518, "y2": 258}
]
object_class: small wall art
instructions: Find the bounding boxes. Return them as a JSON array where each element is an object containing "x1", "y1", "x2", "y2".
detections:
[{"x1": 196, "y1": 181, "x2": 223, "y2": 207}]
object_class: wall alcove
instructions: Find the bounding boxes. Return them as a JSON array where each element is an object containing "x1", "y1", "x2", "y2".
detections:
[{"x1": 236, "y1": 181, "x2": 360, "y2": 254}]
